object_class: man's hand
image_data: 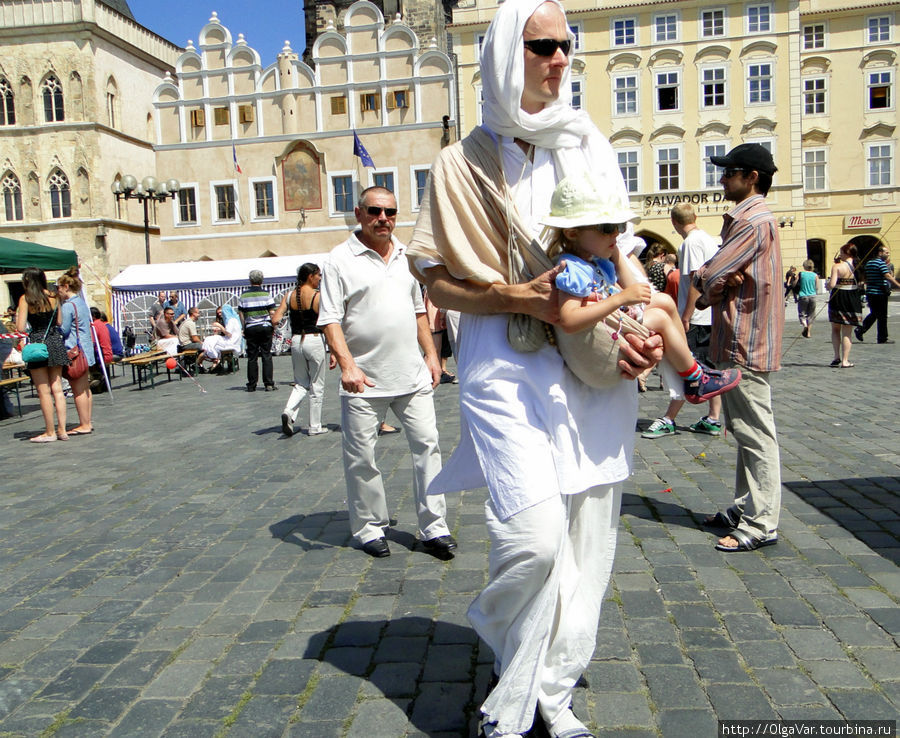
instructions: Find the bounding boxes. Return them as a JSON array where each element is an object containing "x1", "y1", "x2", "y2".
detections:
[
  {"x1": 509, "y1": 263, "x2": 565, "y2": 324},
  {"x1": 341, "y1": 365, "x2": 375, "y2": 394},
  {"x1": 424, "y1": 354, "x2": 442, "y2": 388},
  {"x1": 328, "y1": 353, "x2": 338, "y2": 370},
  {"x1": 617, "y1": 332, "x2": 664, "y2": 379}
]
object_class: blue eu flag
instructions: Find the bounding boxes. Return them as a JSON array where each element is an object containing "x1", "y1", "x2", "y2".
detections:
[{"x1": 353, "y1": 131, "x2": 375, "y2": 168}]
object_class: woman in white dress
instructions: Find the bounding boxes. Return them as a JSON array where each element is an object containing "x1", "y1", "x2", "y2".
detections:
[
  {"x1": 408, "y1": 1, "x2": 662, "y2": 736},
  {"x1": 197, "y1": 305, "x2": 242, "y2": 373}
]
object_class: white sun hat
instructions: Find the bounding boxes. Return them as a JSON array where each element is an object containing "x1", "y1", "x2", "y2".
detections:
[{"x1": 539, "y1": 172, "x2": 639, "y2": 229}]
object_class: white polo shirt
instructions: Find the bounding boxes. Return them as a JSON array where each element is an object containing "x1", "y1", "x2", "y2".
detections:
[{"x1": 318, "y1": 231, "x2": 430, "y2": 398}]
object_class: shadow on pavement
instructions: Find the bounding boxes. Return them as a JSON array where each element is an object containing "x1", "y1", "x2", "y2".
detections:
[
  {"x1": 313, "y1": 616, "x2": 485, "y2": 737},
  {"x1": 786, "y1": 477, "x2": 900, "y2": 565}
]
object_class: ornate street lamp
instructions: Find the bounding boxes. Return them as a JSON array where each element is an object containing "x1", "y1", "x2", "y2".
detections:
[{"x1": 111, "y1": 175, "x2": 180, "y2": 264}]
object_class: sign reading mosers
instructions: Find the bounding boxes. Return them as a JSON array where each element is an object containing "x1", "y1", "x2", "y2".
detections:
[
  {"x1": 643, "y1": 191, "x2": 727, "y2": 212},
  {"x1": 845, "y1": 214, "x2": 882, "y2": 230}
]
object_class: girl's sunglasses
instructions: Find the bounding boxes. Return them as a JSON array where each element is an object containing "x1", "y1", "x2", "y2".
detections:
[
  {"x1": 580, "y1": 223, "x2": 627, "y2": 235},
  {"x1": 523, "y1": 38, "x2": 572, "y2": 57}
]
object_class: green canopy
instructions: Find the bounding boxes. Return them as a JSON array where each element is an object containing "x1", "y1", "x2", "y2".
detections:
[{"x1": 0, "y1": 235, "x2": 78, "y2": 274}]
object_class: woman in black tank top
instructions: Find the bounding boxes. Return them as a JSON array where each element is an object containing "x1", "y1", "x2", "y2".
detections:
[{"x1": 272, "y1": 263, "x2": 330, "y2": 437}]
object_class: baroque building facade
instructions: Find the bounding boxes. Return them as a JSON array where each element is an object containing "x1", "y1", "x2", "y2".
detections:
[
  {"x1": 0, "y1": 0, "x2": 179, "y2": 304},
  {"x1": 451, "y1": 0, "x2": 899, "y2": 275},
  {"x1": 151, "y1": 2, "x2": 456, "y2": 262}
]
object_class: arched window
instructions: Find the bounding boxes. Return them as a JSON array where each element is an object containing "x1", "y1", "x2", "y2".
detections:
[
  {"x1": 42, "y1": 75, "x2": 64, "y2": 122},
  {"x1": 48, "y1": 169, "x2": 71, "y2": 218},
  {"x1": 0, "y1": 78, "x2": 14, "y2": 125},
  {"x1": 2, "y1": 172, "x2": 23, "y2": 221},
  {"x1": 106, "y1": 76, "x2": 118, "y2": 128}
]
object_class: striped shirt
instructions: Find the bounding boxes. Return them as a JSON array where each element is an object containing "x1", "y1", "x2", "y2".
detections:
[
  {"x1": 693, "y1": 194, "x2": 783, "y2": 372},
  {"x1": 238, "y1": 286, "x2": 275, "y2": 329},
  {"x1": 864, "y1": 258, "x2": 890, "y2": 296}
]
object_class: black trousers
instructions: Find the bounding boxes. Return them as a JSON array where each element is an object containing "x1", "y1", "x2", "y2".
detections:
[
  {"x1": 244, "y1": 324, "x2": 274, "y2": 388},
  {"x1": 860, "y1": 294, "x2": 889, "y2": 342}
]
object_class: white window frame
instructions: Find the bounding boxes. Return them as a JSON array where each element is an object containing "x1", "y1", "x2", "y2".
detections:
[
  {"x1": 410, "y1": 166, "x2": 431, "y2": 212},
  {"x1": 803, "y1": 76, "x2": 827, "y2": 116},
  {"x1": 612, "y1": 17, "x2": 637, "y2": 47},
  {"x1": 655, "y1": 145, "x2": 683, "y2": 192},
  {"x1": 368, "y1": 167, "x2": 400, "y2": 196},
  {"x1": 700, "y1": 64, "x2": 727, "y2": 109},
  {"x1": 249, "y1": 176, "x2": 278, "y2": 222},
  {"x1": 476, "y1": 33, "x2": 487, "y2": 62},
  {"x1": 329, "y1": 171, "x2": 357, "y2": 216},
  {"x1": 474, "y1": 83, "x2": 484, "y2": 126},
  {"x1": 867, "y1": 142, "x2": 893, "y2": 187},
  {"x1": 612, "y1": 72, "x2": 639, "y2": 116},
  {"x1": 702, "y1": 142, "x2": 729, "y2": 189},
  {"x1": 570, "y1": 76, "x2": 584, "y2": 111},
  {"x1": 616, "y1": 148, "x2": 641, "y2": 194},
  {"x1": 746, "y1": 3, "x2": 772, "y2": 34},
  {"x1": 803, "y1": 22, "x2": 826, "y2": 50},
  {"x1": 866, "y1": 69, "x2": 893, "y2": 111},
  {"x1": 803, "y1": 148, "x2": 828, "y2": 191},
  {"x1": 866, "y1": 14, "x2": 892, "y2": 44},
  {"x1": 653, "y1": 11, "x2": 679, "y2": 44},
  {"x1": 210, "y1": 179, "x2": 239, "y2": 225},
  {"x1": 700, "y1": 8, "x2": 726, "y2": 39},
  {"x1": 172, "y1": 182, "x2": 200, "y2": 227},
  {"x1": 747, "y1": 61, "x2": 774, "y2": 105},
  {"x1": 655, "y1": 69, "x2": 682, "y2": 113},
  {"x1": 744, "y1": 137, "x2": 775, "y2": 159},
  {"x1": 568, "y1": 22, "x2": 583, "y2": 53}
]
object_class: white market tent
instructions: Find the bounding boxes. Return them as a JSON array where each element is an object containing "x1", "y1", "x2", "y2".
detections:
[{"x1": 110, "y1": 254, "x2": 330, "y2": 338}]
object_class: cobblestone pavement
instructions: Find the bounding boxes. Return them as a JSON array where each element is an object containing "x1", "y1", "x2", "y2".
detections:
[{"x1": 0, "y1": 305, "x2": 897, "y2": 737}]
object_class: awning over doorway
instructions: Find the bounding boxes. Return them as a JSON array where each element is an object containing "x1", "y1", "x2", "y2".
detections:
[{"x1": 0, "y1": 235, "x2": 78, "y2": 274}]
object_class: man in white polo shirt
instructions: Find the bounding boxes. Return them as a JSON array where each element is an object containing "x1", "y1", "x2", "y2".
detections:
[{"x1": 318, "y1": 186, "x2": 456, "y2": 559}]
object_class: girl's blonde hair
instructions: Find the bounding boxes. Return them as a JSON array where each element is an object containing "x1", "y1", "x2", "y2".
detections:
[{"x1": 545, "y1": 226, "x2": 579, "y2": 260}]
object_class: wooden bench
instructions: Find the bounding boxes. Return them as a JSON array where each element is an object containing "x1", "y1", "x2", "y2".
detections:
[
  {"x1": 0, "y1": 375, "x2": 31, "y2": 416},
  {"x1": 119, "y1": 350, "x2": 167, "y2": 389}
]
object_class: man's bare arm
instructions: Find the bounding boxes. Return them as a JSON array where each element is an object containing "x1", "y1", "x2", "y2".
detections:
[
  {"x1": 415, "y1": 313, "x2": 442, "y2": 388},
  {"x1": 421, "y1": 264, "x2": 563, "y2": 324}
]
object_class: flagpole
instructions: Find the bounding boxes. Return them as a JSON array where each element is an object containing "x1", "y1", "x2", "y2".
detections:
[{"x1": 232, "y1": 139, "x2": 245, "y2": 225}]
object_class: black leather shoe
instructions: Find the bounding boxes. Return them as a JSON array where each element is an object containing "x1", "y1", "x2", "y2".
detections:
[
  {"x1": 361, "y1": 538, "x2": 390, "y2": 558},
  {"x1": 246, "y1": 385, "x2": 256, "y2": 392},
  {"x1": 422, "y1": 534, "x2": 457, "y2": 558},
  {"x1": 281, "y1": 413, "x2": 293, "y2": 437}
]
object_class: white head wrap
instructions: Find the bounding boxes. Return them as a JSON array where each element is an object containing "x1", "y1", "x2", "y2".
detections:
[{"x1": 480, "y1": 0, "x2": 596, "y2": 149}]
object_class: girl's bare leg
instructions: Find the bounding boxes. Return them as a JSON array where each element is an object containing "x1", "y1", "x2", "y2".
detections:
[
  {"x1": 49, "y1": 366, "x2": 66, "y2": 436},
  {"x1": 30, "y1": 366, "x2": 55, "y2": 435},
  {"x1": 641, "y1": 306, "x2": 694, "y2": 374}
]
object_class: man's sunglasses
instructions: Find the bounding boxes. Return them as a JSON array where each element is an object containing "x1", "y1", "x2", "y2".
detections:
[
  {"x1": 580, "y1": 223, "x2": 627, "y2": 235},
  {"x1": 523, "y1": 38, "x2": 572, "y2": 57},
  {"x1": 722, "y1": 168, "x2": 747, "y2": 179},
  {"x1": 366, "y1": 206, "x2": 397, "y2": 217}
]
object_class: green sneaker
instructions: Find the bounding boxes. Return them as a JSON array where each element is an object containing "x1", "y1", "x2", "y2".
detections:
[
  {"x1": 688, "y1": 416, "x2": 722, "y2": 436},
  {"x1": 641, "y1": 417, "x2": 676, "y2": 438}
]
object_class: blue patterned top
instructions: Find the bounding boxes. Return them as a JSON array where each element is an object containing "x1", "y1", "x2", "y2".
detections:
[{"x1": 554, "y1": 253, "x2": 620, "y2": 299}]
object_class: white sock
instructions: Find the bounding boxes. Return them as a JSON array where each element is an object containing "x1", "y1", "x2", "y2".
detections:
[{"x1": 547, "y1": 708, "x2": 592, "y2": 738}]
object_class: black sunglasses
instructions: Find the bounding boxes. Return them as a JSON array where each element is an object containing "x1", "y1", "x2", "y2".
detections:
[
  {"x1": 523, "y1": 38, "x2": 572, "y2": 57},
  {"x1": 365, "y1": 206, "x2": 397, "y2": 217},
  {"x1": 722, "y1": 168, "x2": 747, "y2": 179},
  {"x1": 580, "y1": 223, "x2": 627, "y2": 235}
]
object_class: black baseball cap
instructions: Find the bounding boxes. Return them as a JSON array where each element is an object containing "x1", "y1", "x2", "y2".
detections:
[{"x1": 710, "y1": 143, "x2": 777, "y2": 176}]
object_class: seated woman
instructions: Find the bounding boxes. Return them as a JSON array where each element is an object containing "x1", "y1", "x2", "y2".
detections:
[{"x1": 196, "y1": 305, "x2": 242, "y2": 373}]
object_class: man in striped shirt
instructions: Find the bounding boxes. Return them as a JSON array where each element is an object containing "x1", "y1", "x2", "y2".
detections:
[
  {"x1": 238, "y1": 269, "x2": 277, "y2": 392},
  {"x1": 856, "y1": 246, "x2": 900, "y2": 344},
  {"x1": 687, "y1": 143, "x2": 784, "y2": 552}
]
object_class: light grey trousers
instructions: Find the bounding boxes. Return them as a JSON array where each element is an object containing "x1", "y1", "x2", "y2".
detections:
[
  {"x1": 720, "y1": 361, "x2": 782, "y2": 539},
  {"x1": 283, "y1": 334, "x2": 327, "y2": 430},
  {"x1": 340, "y1": 387, "x2": 449, "y2": 544}
]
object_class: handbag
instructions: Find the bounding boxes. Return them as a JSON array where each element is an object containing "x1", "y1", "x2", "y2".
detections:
[
  {"x1": 21, "y1": 304, "x2": 58, "y2": 363},
  {"x1": 63, "y1": 302, "x2": 89, "y2": 380}
]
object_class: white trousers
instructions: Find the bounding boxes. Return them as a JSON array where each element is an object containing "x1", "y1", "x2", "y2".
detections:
[
  {"x1": 469, "y1": 484, "x2": 623, "y2": 735},
  {"x1": 283, "y1": 334, "x2": 327, "y2": 430},
  {"x1": 157, "y1": 337, "x2": 179, "y2": 356},
  {"x1": 341, "y1": 388, "x2": 449, "y2": 544}
]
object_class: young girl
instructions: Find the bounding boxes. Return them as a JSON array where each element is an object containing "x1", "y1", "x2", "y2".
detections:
[{"x1": 541, "y1": 174, "x2": 741, "y2": 404}]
